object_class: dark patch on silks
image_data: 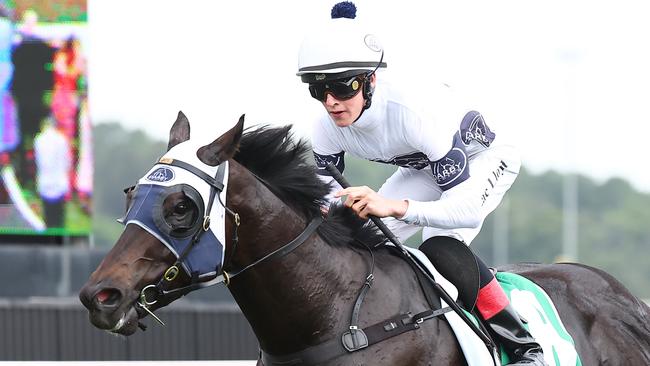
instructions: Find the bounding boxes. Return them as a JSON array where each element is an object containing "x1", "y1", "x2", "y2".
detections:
[
  {"x1": 370, "y1": 151, "x2": 430, "y2": 170},
  {"x1": 431, "y1": 135, "x2": 469, "y2": 191},
  {"x1": 460, "y1": 111, "x2": 495, "y2": 147},
  {"x1": 314, "y1": 151, "x2": 346, "y2": 176}
]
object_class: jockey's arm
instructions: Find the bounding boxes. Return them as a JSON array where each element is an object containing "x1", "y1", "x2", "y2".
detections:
[
  {"x1": 334, "y1": 167, "x2": 485, "y2": 229},
  {"x1": 399, "y1": 180, "x2": 483, "y2": 230},
  {"x1": 399, "y1": 132, "x2": 484, "y2": 230}
]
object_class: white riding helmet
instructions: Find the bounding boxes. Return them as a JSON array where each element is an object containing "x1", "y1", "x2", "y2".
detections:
[{"x1": 297, "y1": 1, "x2": 386, "y2": 83}]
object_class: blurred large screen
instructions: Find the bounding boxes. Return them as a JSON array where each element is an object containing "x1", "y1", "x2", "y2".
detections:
[{"x1": 0, "y1": 0, "x2": 91, "y2": 236}]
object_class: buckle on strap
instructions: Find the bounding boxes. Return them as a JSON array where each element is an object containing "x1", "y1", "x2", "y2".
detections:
[
  {"x1": 163, "y1": 265, "x2": 180, "y2": 282},
  {"x1": 222, "y1": 270, "x2": 231, "y2": 287},
  {"x1": 411, "y1": 307, "x2": 453, "y2": 325},
  {"x1": 341, "y1": 328, "x2": 368, "y2": 352},
  {"x1": 137, "y1": 284, "x2": 166, "y2": 326}
]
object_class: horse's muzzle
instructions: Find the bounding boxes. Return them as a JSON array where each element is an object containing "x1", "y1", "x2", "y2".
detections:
[{"x1": 79, "y1": 283, "x2": 141, "y2": 335}]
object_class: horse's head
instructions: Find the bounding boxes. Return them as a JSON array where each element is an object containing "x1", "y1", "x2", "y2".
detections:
[{"x1": 79, "y1": 112, "x2": 244, "y2": 335}]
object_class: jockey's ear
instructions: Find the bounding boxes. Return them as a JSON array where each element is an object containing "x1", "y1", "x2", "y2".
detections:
[
  {"x1": 197, "y1": 114, "x2": 244, "y2": 166},
  {"x1": 168, "y1": 111, "x2": 191, "y2": 151}
]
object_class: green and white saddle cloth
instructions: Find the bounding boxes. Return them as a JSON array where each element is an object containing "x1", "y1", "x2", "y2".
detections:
[
  {"x1": 494, "y1": 272, "x2": 582, "y2": 366},
  {"x1": 404, "y1": 247, "x2": 582, "y2": 366}
]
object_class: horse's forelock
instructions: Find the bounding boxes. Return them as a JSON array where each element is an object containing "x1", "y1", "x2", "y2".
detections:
[{"x1": 233, "y1": 125, "x2": 325, "y2": 216}]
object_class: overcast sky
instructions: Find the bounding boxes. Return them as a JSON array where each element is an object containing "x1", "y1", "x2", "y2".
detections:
[{"x1": 87, "y1": 0, "x2": 650, "y2": 192}]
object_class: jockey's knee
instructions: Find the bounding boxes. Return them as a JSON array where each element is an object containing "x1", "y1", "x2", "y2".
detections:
[
  {"x1": 418, "y1": 235, "x2": 467, "y2": 258},
  {"x1": 418, "y1": 236, "x2": 497, "y2": 307},
  {"x1": 418, "y1": 235, "x2": 476, "y2": 283}
]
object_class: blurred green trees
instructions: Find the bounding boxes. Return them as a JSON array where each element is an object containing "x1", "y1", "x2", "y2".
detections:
[{"x1": 93, "y1": 123, "x2": 166, "y2": 247}]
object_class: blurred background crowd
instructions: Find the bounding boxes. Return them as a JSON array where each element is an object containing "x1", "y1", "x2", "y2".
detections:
[{"x1": 0, "y1": 0, "x2": 91, "y2": 235}]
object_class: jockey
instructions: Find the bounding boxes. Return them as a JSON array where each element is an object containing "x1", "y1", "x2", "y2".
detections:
[{"x1": 296, "y1": 2, "x2": 546, "y2": 365}]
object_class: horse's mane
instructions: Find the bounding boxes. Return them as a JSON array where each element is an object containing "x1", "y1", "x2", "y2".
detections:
[{"x1": 232, "y1": 125, "x2": 385, "y2": 249}]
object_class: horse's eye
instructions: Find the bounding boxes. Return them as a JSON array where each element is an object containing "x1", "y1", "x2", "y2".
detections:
[
  {"x1": 174, "y1": 201, "x2": 190, "y2": 214},
  {"x1": 174, "y1": 201, "x2": 194, "y2": 215}
]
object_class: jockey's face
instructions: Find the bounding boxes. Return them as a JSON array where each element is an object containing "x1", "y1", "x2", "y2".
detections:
[{"x1": 321, "y1": 74, "x2": 375, "y2": 127}]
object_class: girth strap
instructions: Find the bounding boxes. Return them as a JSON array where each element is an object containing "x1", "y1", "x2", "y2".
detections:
[{"x1": 260, "y1": 307, "x2": 452, "y2": 366}]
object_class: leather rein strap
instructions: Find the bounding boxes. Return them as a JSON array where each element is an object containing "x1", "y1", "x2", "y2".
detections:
[
  {"x1": 221, "y1": 216, "x2": 323, "y2": 284},
  {"x1": 156, "y1": 215, "x2": 323, "y2": 298}
]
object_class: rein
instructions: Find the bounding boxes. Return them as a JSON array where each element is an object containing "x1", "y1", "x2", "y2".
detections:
[{"x1": 220, "y1": 216, "x2": 323, "y2": 284}]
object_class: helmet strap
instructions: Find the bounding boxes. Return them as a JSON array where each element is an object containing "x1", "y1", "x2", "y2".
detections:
[
  {"x1": 353, "y1": 50, "x2": 383, "y2": 123},
  {"x1": 352, "y1": 77, "x2": 373, "y2": 123}
]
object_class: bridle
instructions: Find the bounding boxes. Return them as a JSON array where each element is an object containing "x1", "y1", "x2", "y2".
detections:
[{"x1": 132, "y1": 157, "x2": 322, "y2": 328}]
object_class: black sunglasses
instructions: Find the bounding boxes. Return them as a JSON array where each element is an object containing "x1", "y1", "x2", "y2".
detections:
[{"x1": 308, "y1": 75, "x2": 366, "y2": 102}]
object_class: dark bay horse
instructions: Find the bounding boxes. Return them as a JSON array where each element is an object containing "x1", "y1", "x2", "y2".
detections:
[{"x1": 80, "y1": 112, "x2": 650, "y2": 365}]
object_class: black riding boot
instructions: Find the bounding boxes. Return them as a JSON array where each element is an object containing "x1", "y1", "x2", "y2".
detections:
[{"x1": 486, "y1": 304, "x2": 547, "y2": 365}]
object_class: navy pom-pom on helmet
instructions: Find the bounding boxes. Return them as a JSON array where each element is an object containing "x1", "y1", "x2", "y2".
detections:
[
  {"x1": 331, "y1": 1, "x2": 357, "y2": 19},
  {"x1": 297, "y1": 1, "x2": 386, "y2": 84}
]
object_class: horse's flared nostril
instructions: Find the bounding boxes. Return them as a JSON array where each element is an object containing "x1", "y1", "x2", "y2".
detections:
[
  {"x1": 79, "y1": 285, "x2": 123, "y2": 310},
  {"x1": 94, "y1": 288, "x2": 123, "y2": 308}
]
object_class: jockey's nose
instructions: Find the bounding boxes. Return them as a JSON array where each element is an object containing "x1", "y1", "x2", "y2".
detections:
[{"x1": 324, "y1": 93, "x2": 338, "y2": 106}]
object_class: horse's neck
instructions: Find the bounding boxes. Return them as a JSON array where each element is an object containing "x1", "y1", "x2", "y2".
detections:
[
  {"x1": 224, "y1": 171, "x2": 465, "y2": 363},
  {"x1": 226, "y1": 171, "x2": 365, "y2": 354}
]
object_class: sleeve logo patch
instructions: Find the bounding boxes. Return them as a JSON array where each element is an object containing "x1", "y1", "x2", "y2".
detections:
[
  {"x1": 432, "y1": 148, "x2": 468, "y2": 188},
  {"x1": 460, "y1": 111, "x2": 495, "y2": 147},
  {"x1": 146, "y1": 167, "x2": 175, "y2": 182}
]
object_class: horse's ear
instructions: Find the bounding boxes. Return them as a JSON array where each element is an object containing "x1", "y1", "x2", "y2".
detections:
[
  {"x1": 197, "y1": 114, "x2": 245, "y2": 166},
  {"x1": 167, "y1": 111, "x2": 191, "y2": 151}
]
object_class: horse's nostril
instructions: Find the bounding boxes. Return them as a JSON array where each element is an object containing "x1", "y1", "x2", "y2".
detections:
[{"x1": 95, "y1": 288, "x2": 122, "y2": 307}]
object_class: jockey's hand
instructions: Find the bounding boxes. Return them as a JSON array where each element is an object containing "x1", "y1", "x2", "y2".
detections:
[
  {"x1": 320, "y1": 205, "x2": 329, "y2": 217},
  {"x1": 334, "y1": 186, "x2": 408, "y2": 220}
]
